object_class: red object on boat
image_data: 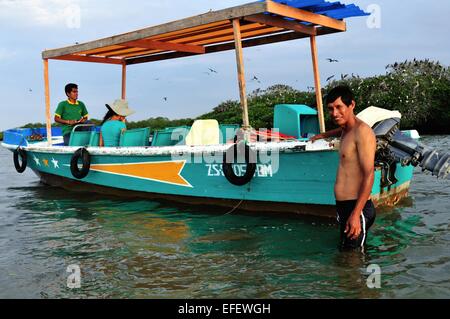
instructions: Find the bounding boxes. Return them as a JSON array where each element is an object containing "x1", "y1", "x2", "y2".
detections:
[{"x1": 250, "y1": 129, "x2": 296, "y2": 142}]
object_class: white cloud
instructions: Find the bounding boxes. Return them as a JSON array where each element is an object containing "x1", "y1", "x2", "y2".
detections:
[
  {"x1": 0, "y1": 0, "x2": 245, "y2": 30},
  {"x1": 0, "y1": 0, "x2": 81, "y2": 27}
]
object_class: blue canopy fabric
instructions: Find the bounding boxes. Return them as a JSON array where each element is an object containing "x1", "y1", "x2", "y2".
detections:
[{"x1": 261, "y1": 0, "x2": 369, "y2": 20}]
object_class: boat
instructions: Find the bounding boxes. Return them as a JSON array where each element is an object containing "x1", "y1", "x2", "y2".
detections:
[{"x1": 2, "y1": 0, "x2": 449, "y2": 217}]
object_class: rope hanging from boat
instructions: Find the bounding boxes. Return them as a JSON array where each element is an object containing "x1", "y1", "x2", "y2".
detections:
[{"x1": 223, "y1": 198, "x2": 244, "y2": 216}]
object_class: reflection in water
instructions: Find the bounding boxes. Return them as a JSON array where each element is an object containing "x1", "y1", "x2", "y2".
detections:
[{"x1": 0, "y1": 138, "x2": 449, "y2": 298}]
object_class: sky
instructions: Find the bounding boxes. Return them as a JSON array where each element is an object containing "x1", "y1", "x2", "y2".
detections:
[{"x1": 0, "y1": 0, "x2": 449, "y2": 131}]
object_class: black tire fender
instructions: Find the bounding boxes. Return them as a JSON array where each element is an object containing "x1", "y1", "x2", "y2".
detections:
[
  {"x1": 70, "y1": 148, "x2": 91, "y2": 179},
  {"x1": 222, "y1": 143, "x2": 257, "y2": 186},
  {"x1": 13, "y1": 148, "x2": 27, "y2": 173}
]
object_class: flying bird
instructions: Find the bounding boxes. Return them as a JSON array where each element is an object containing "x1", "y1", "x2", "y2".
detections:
[
  {"x1": 208, "y1": 68, "x2": 218, "y2": 74},
  {"x1": 340, "y1": 73, "x2": 348, "y2": 80},
  {"x1": 163, "y1": 97, "x2": 168, "y2": 101},
  {"x1": 251, "y1": 76, "x2": 261, "y2": 84},
  {"x1": 326, "y1": 58, "x2": 339, "y2": 63},
  {"x1": 326, "y1": 75, "x2": 335, "y2": 82}
]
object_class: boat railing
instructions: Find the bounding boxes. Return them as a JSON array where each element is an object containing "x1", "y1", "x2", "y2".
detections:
[{"x1": 72, "y1": 124, "x2": 97, "y2": 133}]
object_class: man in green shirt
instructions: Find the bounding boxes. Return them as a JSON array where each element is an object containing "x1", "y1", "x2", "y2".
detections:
[{"x1": 54, "y1": 83, "x2": 89, "y2": 145}]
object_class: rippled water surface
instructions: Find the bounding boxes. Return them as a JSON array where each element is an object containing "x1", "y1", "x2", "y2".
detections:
[{"x1": 0, "y1": 136, "x2": 449, "y2": 298}]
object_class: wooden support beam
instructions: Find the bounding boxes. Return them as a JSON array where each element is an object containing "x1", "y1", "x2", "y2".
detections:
[
  {"x1": 102, "y1": 48, "x2": 161, "y2": 58},
  {"x1": 121, "y1": 39, "x2": 205, "y2": 54},
  {"x1": 150, "y1": 22, "x2": 234, "y2": 43},
  {"x1": 266, "y1": 0, "x2": 346, "y2": 31},
  {"x1": 149, "y1": 20, "x2": 231, "y2": 42},
  {"x1": 161, "y1": 21, "x2": 259, "y2": 44},
  {"x1": 43, "y1": 59, "x2": 52, "y2": 146},
  {"x1": 78, "y1": 45, "x2": 124, "y2": 56},
  {"x1": 121, "y1": 62, "x2": 126, "y2": 99},
  {"x1": 126, "y1": 27, "x2": 340, "y2": 65},
  {"x1": 310, "y1": 36, "x2": 326, "y2": 133},
  {"x1": 74, "y1": 22, "x2": 231, "y2": 57},
  {"x1": 232, "y1": 19, "x2": 250, "y2": 130},
  {"x1": 42, "y1": 1, "x2": 267, "y2": 59},
  {"x1": 190, "y1": 26, "x2": 282, "y2": 46},
  {"x1": 102, "y1": 37, "x2": 209, "y2": 58},
  {"x1": 105, "y1": 22, "x2": 271, "y2": 59},
  {"x1": 50, "y1": 54, "x2": 124, "y2": 65},
  {"x1": 244, "y1": 13, "x2": 316, "y2": 36}
]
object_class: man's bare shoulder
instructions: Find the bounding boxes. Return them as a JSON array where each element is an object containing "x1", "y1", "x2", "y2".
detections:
[{"x1": 355, "y1": 119, "x2": 375, "y2": 139}]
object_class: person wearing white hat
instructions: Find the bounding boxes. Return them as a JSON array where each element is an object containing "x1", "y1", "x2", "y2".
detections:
[{"x1": 99, "y1": 99, "x2": 135, "y2": 147}]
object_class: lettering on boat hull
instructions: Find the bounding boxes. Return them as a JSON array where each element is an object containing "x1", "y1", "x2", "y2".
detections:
[{"x1": 206, "y1": 164, "x2": 273, "y2": 178}]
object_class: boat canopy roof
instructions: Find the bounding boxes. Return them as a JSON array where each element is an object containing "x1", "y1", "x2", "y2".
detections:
[{"x1": 42, "y1": 0, "x2": 368, "y2": 65}]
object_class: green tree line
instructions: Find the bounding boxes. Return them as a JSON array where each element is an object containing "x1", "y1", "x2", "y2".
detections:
[{"x1": 1, "y1": 59, "x2": 448, "y2": 141}]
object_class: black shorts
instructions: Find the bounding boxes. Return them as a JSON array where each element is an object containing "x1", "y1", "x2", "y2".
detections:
[{"x1": 336, "y1": 199, "x2": 376, "y2": 250}]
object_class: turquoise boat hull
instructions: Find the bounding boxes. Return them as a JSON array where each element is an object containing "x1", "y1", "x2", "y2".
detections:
[{"x1": 2, "y1": 140, "x2": 414, "y2": 217}]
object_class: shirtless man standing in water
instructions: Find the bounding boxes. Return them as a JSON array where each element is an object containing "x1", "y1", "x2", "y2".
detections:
[{"x1": 312, "y1": 86, "x2": 377, "y2": 250}]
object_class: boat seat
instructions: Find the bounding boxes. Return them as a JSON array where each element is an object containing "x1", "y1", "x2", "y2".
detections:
[
  {"x1": 185, "y1": 120, "x2": 220, "y2": 146},
  {"x1": 219, "y1": 124, "x2": 240, "y2": 143},
  {"x1": 69, "y1": 131, "x2": 92, "y2": 147},
  {"x1": 89, "y1": 131, "x2": 100, "y2": 147},
  {"x1": 119, "y1": 128, "x2": 150, "y2": 147},
  {"x1": 152, "y1": 126, "x2": 190, "y2": 147}
]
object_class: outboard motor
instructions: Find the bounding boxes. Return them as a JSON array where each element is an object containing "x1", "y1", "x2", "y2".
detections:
[{"x1": 372, "y1": 117, "x2": 450, "y2": 187}]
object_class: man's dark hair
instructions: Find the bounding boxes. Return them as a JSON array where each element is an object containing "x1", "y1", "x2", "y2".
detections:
[
  {"x1": 65, "y1": 83, "x2": 78, "y2": 95},
  {"x1": 325, "y1": 85, "x2": 354, "y2": 107}
]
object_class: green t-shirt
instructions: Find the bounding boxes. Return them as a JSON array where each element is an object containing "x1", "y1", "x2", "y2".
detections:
[
  {"x1": 101, "y1": 120, "x2": 126, "y2": 147},
  {"x1": 55, "y1": 100, "x2": 89, "y2": 136}
]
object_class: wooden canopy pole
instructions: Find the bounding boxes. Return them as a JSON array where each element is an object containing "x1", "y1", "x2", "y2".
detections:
[
  {"x1": 43, "y1": 59, "x2": 52, "y2": 146},
  {"x1": 232, "y1": 19, "x2": 250, "y2": 131},
  {"x1": 309, "y1": 35, "x2": 326, "y2": 133},
  {"x1": 121, "y1": 62, "x2": 127, "y2": 99}
]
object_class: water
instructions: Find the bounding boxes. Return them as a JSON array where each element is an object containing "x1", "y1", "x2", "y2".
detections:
[{"x1": 0, "y1": 136, "x2": 449, "y2": 299}]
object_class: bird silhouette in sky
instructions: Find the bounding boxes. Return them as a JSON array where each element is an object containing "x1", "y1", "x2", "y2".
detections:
[
  {"x1": 341, "y1": 73, "x2": 348, "y2": 80},
  {"x1": 208, "y1": 68, "x2": 218, "y2": 74},
  {"x1": 28, "y1": 88, "x2": 33, "y2": 92},
  {"x1": 326, "y1": 75, "x2": 335, "y2": 82},
  {"x1": 163, "y1": 97, "x2": 168, "y2": 102},
  {"x1": 326, "y1": 58, "x2": 339, "y2": 63},
  {"x1": 154, "y1": 78, "x2": 160, "y2": 81},
  {"x1": 251, "y1": 75, "x2": 261, "y2": 84}
]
